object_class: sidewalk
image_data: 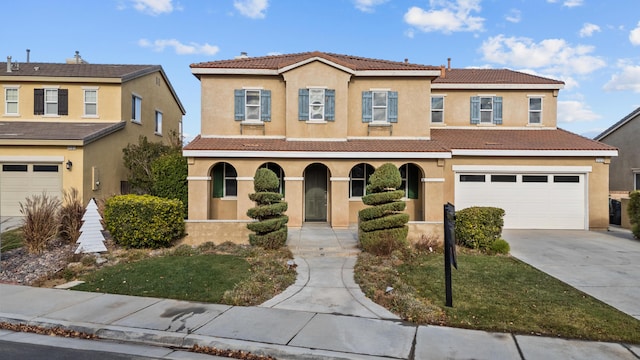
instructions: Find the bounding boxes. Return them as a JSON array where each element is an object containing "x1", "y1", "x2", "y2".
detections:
[{"x1": 1, "y1": 225, "x2": 639, "y2": 359}]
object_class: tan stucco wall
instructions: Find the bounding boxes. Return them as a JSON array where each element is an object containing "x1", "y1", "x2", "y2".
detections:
[
  {"x1": 597, "y1": 115, "x2": 640, "y2": 192},
  {"x1": 181, "y1": 221, "x2": 253, "y2": 246},
  {"x1": 431, "y1": 89, "x2": 558, "y2": 128}
]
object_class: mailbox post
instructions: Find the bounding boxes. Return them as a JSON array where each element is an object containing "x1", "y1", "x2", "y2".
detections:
[{"x1": 443, "y1": 203, "x2": 457, "y2": 307}]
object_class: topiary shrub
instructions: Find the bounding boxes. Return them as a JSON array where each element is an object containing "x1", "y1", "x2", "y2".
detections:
[
  {"x1": 628, "y1": 191, "x2": 640, "y2": 239},
  {"x1": 454, "y1": 206, "x2": 505, "y2": 252},
  {"x1": 104, "y1": 194, "x2": 185, "y2": 249},
  {"x1": 358, "y1": 163, "x2": 409, "y2": 255},
  {"x1": 247, "y1": 168, "x2": 288, "y2": 249},
  {"x1": 489, "y1": 238, "x2": 510, "y2": 255}
]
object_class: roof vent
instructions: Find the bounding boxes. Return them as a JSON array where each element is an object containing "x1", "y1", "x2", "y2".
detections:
[
  {"x1": 235, "y1": 52, "x2": 249, "y2": 59},
  {"x1": 6, "y1": 56, "x2": 11, "y2": 73},
  {"x1": 66, "y1": 50, "x2": 88, "y2": 64}
]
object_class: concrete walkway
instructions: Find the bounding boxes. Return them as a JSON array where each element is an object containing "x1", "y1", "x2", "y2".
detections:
[{"x1": 1, "y1": 224, "x2": 640, "y2": 359}]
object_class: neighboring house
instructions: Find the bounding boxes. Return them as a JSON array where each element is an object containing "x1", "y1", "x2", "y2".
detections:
[
  {"x1": 0, "y1": 54, "x2": 185, "y2": 216},
  {"x1": 594, "y1": 107, "x2": 640, "y2": 194},
  {"x1": 183, "y1": 51, "x2": 616, "y2": 243}
]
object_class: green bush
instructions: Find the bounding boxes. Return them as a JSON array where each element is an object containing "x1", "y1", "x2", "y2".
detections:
[
  {"x1": 367, "y1": 163, "x2": 402, "y2": 193},
  {"x1": 247, "y1": 168, "x2": 288, "y2": 249},
  {"x1": 489, "y1": 238, "x2": 510, "y2": 254},
  {"x1": 151, "y1": 152, "x2": 188, "y2": 217},
  {"x1": 455, "y1": 206, "x2": 505, "y2": 251},
  {"x1": 628, "y1": 191, "x2": 640, "y2": 239},
  {"x1": 359, "y1": 226, "x2": 409, "y2": 255},
  {"x1": 359, "y1": 201, "x2": 406, "y2": 221},
  {"x1": 362, "y1": 190, "x2": 406, "y2": 206},
  {"x1": 359, "y1": 213, "x2": 410, "y2": 232},
  {"x1": 104, "y1": 194, "x2": 185, "y2": 249}
]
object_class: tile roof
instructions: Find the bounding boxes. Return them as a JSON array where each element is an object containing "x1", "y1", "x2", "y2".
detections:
[
  {"x1": 433, "y1": 69, "x2": 564, "y2": 85},
  {"x1": 431, "y1": 128, "x2": 616, "y2": 151},
  {"x1": 184, "y1": 137, "x2": 450, "y2": 153},
  {"x1": 0, "y1": 121, "x2": 125, "y2": 144},
  {"x1": 0, "y1": 62, "x2": 160, "y2": 80},
  {"x1": 190, "y1": 51, "x2": 440, "y2": 71}
]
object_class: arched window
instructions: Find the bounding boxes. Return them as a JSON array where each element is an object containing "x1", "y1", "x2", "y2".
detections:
[
  {"x1": 259, "y1": 162, "x2": 285, "y2": 195},
  {"x1": 349, "y1": 163, "x2": 375, "y2": 198},
  {"x1": 399, "y1": 163, "x2": 420, "y2": 199},
  {"x1": 212, "y1": 162, "x2": 237, "y2": 198}
]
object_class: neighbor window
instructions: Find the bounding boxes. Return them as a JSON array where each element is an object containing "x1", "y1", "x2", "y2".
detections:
[
  {"x1": 234, "y1": 89, "x2": 271, "y2": 122},
  {"x1": 4, "y1": 87, "x2": 18, "y2": 115},
  {"x1": 470, "y1": 96, "x2": 502, "y2": 125},
  {"x1": 635, "y1": 173, "x2": 640, "y2": 191},
  {"x1": 431, "y1": 96, "x2": 444, "y2": 123},
  {"x1": 132, "y1": 95, "x2": 142, "y2": 123},
  {"x1": 212, "y1": 162, "x2": 237, "y2": 198},
  {"x1": 400, "y1": 163, "x2": 420, "y2": 199},
  {"x1": 155, "y1": 110, "x2": 162, "y2": 135},
  {"x1": 83, "y1": 89, "x2": 97, "y2": 116},
  {"x1": 362, "y1": 90, "x2": 398, "y2": 123},
  {"x1": 34, "y1": 88, "x2": 67, "y2": 116},
  {"x1": 350, "y1": 163, "x2": 375, "y2": 198},
  {"x1": 298, "y1": 88, "x2": 335, "y2": 121},
  {"x1": 529, "y1": 97, "x2": 542, "y2": 124}
]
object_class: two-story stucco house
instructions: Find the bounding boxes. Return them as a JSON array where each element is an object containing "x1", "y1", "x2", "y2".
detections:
[
  {"x1": 0, "y1": 53, "x2": 185, "y2": 216},
  {"x1": 183, "y1": 51, "x2": 616, "y2": 243}
]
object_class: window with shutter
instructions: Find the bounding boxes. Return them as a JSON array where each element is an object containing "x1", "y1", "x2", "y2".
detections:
[
  {"x1": 234, "y1": 89, "x2": 271, "y2": 122},
  {"x1": 298, "y1": 89, "x2": 309, "y2": 121},
  {"x1": 362, "y1": 91, "x2": 372, "y2": 123},
  {"x1": 44, "y1": 89, "x2": 58, "y2": 115},
  {"x1": 260, "y1": 89, "x2": 271, "y2": 122},
  {"x1": 325, "y1": 89, "x2": 335, "y2": 121},
  {"x1": 470, "y1": 96, "x2": 502, "y2": 125}
]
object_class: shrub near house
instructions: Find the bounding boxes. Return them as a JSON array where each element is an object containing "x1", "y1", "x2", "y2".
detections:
[
  {"x1": 455, "y1": 206, "x2": 509, "y2": 254},
  {"x1": 246, "y1": 168, "x2": 289, "y2": 249}
]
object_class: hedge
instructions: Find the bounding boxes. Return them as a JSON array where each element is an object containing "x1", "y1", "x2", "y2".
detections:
[
  {"x1": 454, "y1": 206, "x2": 505, "y2": 251},
  {"x1": 628, "y1": 191, "x2": 640, "y2": 239}
]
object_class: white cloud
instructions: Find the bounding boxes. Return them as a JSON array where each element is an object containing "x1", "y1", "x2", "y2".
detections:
[
  {"x1": 138, "y1": 38, "x2": 219, "y2": 55},
  {"x1": 563, "y1": 0, "x2": 583, "y2": 7},
  {"x1": 604, "y1": 62, "x2": 640, "y2": 92},
  {"x1": 131, "y1": 0, "x2": 175, "y2": 15},
  {"x1": 505, "y1": 9, "x2": 521, "y2": 23},
  {"x1": 234, "y1": 0, "x2": 268, "y2": 19},
  {"x1": 629, "y1": 22, "x2": 640, "y2": 45},
  {"x1": 480, "y1": 35, "x2": 606, "y2": 76},
  {"x1": 557, "y1": 100, "x2": 601, "y2": 123},
  {"x1": 403, "y1": 0, "x2": 484, "y2": 34},
  {"x1": 579, "y1": 23, "x2": 601, "y2": 38},
  {"x1": 353, "y1": 0, "x2": 388, "y2": 13}
]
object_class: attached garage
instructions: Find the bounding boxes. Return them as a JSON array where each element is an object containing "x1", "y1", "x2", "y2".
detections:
[
  {"x1": 1, "y1": 163, "x2": 62, "y2": 216},
  {"x1": 454, "y1": 166, "x2": 590, "y2": 230}
]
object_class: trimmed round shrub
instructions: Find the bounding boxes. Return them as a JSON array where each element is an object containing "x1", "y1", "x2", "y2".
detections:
[
  {"x1": 247, "y1": 168, "x2": 288, "y2": 249},
  {"x1": 104, "y1": 194, "x2": 185, "y2": 249},
  {"x1": 358, "y1": 201, "x2": 406, "y2": 221},
  {"x1": 254, "y1": 168, "x2": 279, "y2": 192},
  {"x1": 359, "y1": 213, "x2": 410, "y2": 232},
  {"x1": 362, "y1": 190, "x2": 406, "y2": 206},
  {"x1": 366, "y1": 163, "x2": 402, "y2": 193},
  {"x1": 455, "y1": 206, "x2": 505, "y2": 251},
  {"x1": 489, "y1": 238, "x2": 510, "y2": 254}
]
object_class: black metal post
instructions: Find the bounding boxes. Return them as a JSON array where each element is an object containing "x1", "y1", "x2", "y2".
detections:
[{"x1": 443, "y1": 203, "x2": 457, "y2": 307}]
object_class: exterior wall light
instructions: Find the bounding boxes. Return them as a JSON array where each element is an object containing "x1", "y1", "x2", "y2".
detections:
[{"x1": 66, "y1": 160, "x2": 73, "y2": 170}]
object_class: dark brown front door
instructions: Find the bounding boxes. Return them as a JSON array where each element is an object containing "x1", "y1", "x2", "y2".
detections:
[{"x1": 304, "y1": 164, "x2": 327, "y2": 222}]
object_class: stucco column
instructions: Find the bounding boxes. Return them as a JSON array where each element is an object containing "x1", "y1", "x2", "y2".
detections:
[
  {"x1": 423, "y1": 177, "x2": 445, "y2": 224},
  {"x1": 187, "y1": 176, "x2": 210, "y2": 220},
  {"x1": 330, "y1": 177, "x2": 350, "y2": 229},
  {"x1": 236, "y1": 177, "x2": 254, "y2": 220},
  {"x1": 284, "y1": 177, "x2": 303, "y2": 227}
]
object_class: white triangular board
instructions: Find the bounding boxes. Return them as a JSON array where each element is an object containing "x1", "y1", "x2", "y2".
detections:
[
  {"x1": 76, "y1": 229, "x2": 105, "y2": 244},
  {"x1": 86, "y1": 199, "x2": 99, "y2": 210},
  {"x1": 80, "y1": 221, "x2": 104, "y2": 232},
  {"x1": 75, "y1": 241, "x2": 107, "y2": 254},
  {"x1": 82, "y1": 210, "x2": 102, "y2": 221}
]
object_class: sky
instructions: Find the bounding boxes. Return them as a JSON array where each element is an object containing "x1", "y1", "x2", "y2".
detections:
[{"x1": 2, "y1": 0, "x2": 640, "y2": 141}]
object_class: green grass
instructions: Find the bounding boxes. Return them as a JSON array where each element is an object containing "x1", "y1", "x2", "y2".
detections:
[
  {"x1": 356, "y1": 250, "x2": 640, "y2": 344},
  {"x1": 0, "y1": 228, "x2": 23, "y2": 252},
  {"x1": 74, "y1": 254, "x2": 251, "y2": 303}
]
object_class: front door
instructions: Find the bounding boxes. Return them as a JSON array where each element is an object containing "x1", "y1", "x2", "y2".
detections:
[{"x1": 304, "y1": 164, "x2": 327, "y2": 222}]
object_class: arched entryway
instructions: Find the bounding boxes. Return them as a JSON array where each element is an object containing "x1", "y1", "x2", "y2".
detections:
[{"x1": 304, "y1": 163, "x2": 329, "y2": 222}]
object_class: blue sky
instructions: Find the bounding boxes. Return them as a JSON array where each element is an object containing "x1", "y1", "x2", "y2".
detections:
[{"x1": 3, "y1": 0, "x2": 640, "y2": 141}]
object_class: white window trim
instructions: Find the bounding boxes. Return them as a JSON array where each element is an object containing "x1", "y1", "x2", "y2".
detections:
[
  {"x1": 132, "y1": 93, "x2": 142, "y2": 124},
  {"x1": 431, "y1": 95, "x2": 445, "y2": 124},
  {"x1": 371, "y1": 90, "x2": 389, "y2": 124},
  {"x1": 244, "y1": 89, "x2": 262, "y2": 123},
  {"x1": 44, "y1": 88, "x2": 59, "y2": 116},
  {"x1": 82, "y1": 87, "x2": 99, "y2": 118},
  {"x1": 154, "y1": 109, "x2": 163, "y2": 135},
  {"x1": 528, "y1": 95, "x2": 543, "y2": 125},
  {"x1": 4, "y1": 85, "x2": 20, "y2": 116},
  {"x1": 479, "y1": 96, "x2": 493, "y2": 124},
  {"x1": 308, "y1": 88, "x2": 326, "y2": 122}
]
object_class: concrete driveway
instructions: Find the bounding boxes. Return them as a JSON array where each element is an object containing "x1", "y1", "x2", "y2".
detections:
[{"x1": 503, "y1": 228, "x2": 640, "y2": 320}]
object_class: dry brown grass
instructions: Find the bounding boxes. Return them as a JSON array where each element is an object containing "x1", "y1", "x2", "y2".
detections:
[{"x1": 19, "y1": 192, "x2": 60, "y2": 254}]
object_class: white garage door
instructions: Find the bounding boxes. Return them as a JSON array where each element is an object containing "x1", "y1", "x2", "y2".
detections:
[
  {"x1": 1, "y1": 163, "x2": 62, "y2": 216},
  {"x1": 455, "y1": 173, "x2": 586, "y2": 229}
]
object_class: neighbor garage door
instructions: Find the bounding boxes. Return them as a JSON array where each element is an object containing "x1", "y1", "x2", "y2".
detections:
[
  {"x1": 455, "y1": 172, "x2": 586, "y2": 229},
  {"x1": 1, "y1": 163, "x2": 62, "y2": 216}
]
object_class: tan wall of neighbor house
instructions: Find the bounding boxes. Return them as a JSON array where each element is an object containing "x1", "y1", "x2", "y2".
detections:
[
  {"x1": 597, "y1": 115, "x2": 640, "y2": 192},
  {"x1": 347, "y1": 77, "x2": 431, "y2": 138},
  {"x1": 431, "y1": 89, "x2": 558, "y2": 128},
  {"x1": 443, "y1": 156, "x2": 611, "y2": 230}
]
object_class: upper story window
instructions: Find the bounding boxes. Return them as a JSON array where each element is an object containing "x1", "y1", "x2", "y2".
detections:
[
  {"x1": 132, "y1": 94, "x2": 142, "y2": 123},
  {"x1": 83, "y1": 88, "x2": 98, "y2": 116},
  {"x1": 235, "y1": 89, "x2": 271, "y2": 122},
  {"x1": 34, "y1": 88, "x2": 68, "y2": 116},
  {"x1": 362, "y1": 90, "x2": 398, "y2": 123},
  {"x1": 470, "y1": 96, "x2": 502, "y2": 125},
  {"x1": 431, "y1": 96, "x2": 444, "y2": 123},
  {"x1": 298, "y1": 88, "x2": 335, "y2": 121},
  {"x1": 4, "y1": 86, "x2": 19, "y2": 115},
  {"x1": 155, "y1": 110, "x2": 162, "y2": 135},
  {"x1": 529, "y1": 97, "x2": 542, "y2": 124}
]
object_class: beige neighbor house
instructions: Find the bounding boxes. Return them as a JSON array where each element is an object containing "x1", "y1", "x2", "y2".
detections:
[
  {"x1": 0, "y1": 53, "x2": 185, "y2": 216},
  {"x1": 183, "y1": 51, "x2": 617, "y2": 244}
]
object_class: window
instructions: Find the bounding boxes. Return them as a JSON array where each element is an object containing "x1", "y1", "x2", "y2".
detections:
[
  {"x1": 260, "y1": 162, "x2": 285, "y2": 195},
  {"x1": 45, "y1": 89, "x2": 58, "y2": 115},
  {"x1": 34, "y1": 88, "x2": 67, "y2": 116},
  {"x1": 350, "y1": 163, "x2": 375, "y2": 198},
  {"x1": 235, "y1": 89, "x2": 271, "y2": 122},
  {"x1": 529, "y1": 97, "x2": 542, "y2": 124},
  {"x1": 5, "y1": 87, "x2": 18, "y2": 115},
  {"x1": 400, "y1": 163, "x2": 420, "y2": 199},
  {"x1": 635, "y1": 173, "x2": 640, "y2": 191},
  {"x1": 2, "y1": 164, "x2": 27, "y2": 172},
  {"x1": 84, "y1": 89, "x2": 97, "y2": 116},
  {"x1": 470, "y1": 96, "x2": 502, "y2": 125},
  {"x1": 155, "y1": 111, "x2": 162, "y2": 135},
  {"x1": 431, "y1": 96, "x2": 444, "y2": 123},
  {"x1": 554, "y1": 175, "x2": 579, "y2": 183},
  {"x1": 362, "y1": 91, "x2": 398, "y2": 123},
  {"x1": 523, "y1": 175, "x2": 548, "y2": 183},
  {"x1": 459, "y1": 174, "x2": 485, "y2": 182},
  {"x1": 491, "y1": 175, "x2": 516, "y2": 182},
  {"x1": 212, "y1": 163, "x2": 237, "y2": 198},
  {"x1": 33, "y1": 165, "x2": 59, "y2": 172},
  {"x1": 132, "y1": 95, "x2": 142, "y2": 123},
  {"x1": 298, "y1": 88, "x2": 336, "y2": 121}
]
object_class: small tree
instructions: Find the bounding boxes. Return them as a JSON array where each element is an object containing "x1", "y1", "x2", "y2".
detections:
[
  {"x1": 628, "y1": 191, "x2": 640, "y2": 238},
  {"x1": 246, "y1": 168, "x2": 288, "y2": 249},
  {"x1": 151, "y1": 152, "x2": 188, "y2": 217},
  {"x1": 358, "y1": 163, "x2": 409, "y2": 255}
]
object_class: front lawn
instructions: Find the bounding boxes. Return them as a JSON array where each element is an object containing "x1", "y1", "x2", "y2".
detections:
[{"x1": 355, "y1": 249, "x2": 640, "y2": 344}]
